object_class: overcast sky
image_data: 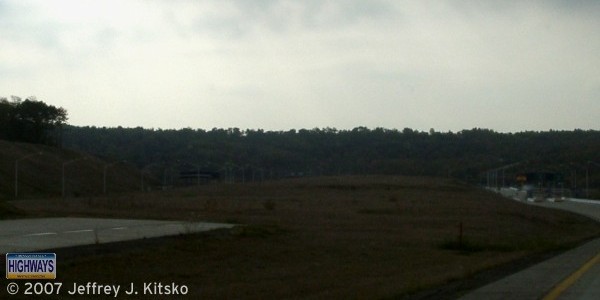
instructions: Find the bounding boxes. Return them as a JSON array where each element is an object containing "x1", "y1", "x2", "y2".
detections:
[{"x1": 1, "y1": 0, "x2": 598, "y2": 132}]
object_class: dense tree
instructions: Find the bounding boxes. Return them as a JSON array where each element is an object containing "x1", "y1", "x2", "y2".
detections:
[
  {"x1": 61, "y1": 126, "x2": 600, "y2": 191},
  {"x1": 0, "y1": 96, "x2": 68, "y2": 145}
]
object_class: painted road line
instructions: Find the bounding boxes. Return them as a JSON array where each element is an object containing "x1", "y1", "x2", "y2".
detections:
[
  {"x1": 24, "y1": 232, "x2": 57, "y2": 236},
  {"x1": 111, "y1": 227, "x2": 127, "y2": 230},
  {"x1": 63, "y1": 229, "x2": 94, "y2": 234},
  {"x1": 542, "y1": 252, "x2": 600, "y2": 300},
  {"x1": 567, "y1": 198, "x2": 600, "y2": 205}
]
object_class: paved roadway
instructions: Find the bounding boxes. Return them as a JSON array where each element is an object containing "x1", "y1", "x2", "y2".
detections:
[
  {"x1": 0, "y1": 217, "x2": 235, "y2": 254},
  {"x1": 460, "y1": 198, "x2": 600, "y2": 300}
]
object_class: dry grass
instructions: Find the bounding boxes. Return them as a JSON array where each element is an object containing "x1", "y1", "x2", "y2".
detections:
[{"x1": 11, "y1": 175, "x2": 600, "y2": 299}]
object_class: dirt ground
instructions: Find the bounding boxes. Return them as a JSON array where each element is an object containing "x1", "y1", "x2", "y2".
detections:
[{"x1": 9, "y1": 176, "x2": 600, "y2": 299}]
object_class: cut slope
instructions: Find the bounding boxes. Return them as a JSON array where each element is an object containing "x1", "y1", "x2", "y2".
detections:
[{"x1": 0, "y1": 140, "x2": 147, "y2": 200}]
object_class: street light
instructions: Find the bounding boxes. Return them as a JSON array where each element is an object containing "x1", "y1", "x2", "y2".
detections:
[
  {"x1": 586, "y1": 161, "x2": 600, "y2": 198},
  {"x1": 62, "y1": 157, "x2": 88, "y2": 198},
  {"x1": 228, "y1": 163, "x2": 240, "y2": 184},
  {"x1": 14, "y1": 152, "x2": 43, "y2": 199},
  {"x1": 239, "y1": 165, "x2": 246, "y2": 184},
  {"x1": 485, "y1": 161, "x2": 525, "y2": 191}
]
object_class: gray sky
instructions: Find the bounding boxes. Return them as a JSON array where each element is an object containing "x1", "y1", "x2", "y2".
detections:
[{"x1": 1, "y1": 0, "x2": 599, "y2": 132}]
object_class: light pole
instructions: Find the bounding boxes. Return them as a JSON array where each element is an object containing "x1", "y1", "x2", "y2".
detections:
[
  {"x1": 141, "y1": 170, "x2": 145, "y2": 192},
  {"x1": 240, "y1": 165, "x2": 246, "y2": 184},
  {"x1": 230, "y1": 163, "x2": 240, "y2": 184},
  {"x1": 586, "y1": 161, "x2": 600, "y2": 198},
  {"x1": 586, "y1": 164, "x2": 589, "y2": 198},
  {"x1": 14, "y1": 152, "x2": 43, "y2": 199},
  {"x1": 62, "y1": 157, "x2": 88, "y2": 198},
  {"x1": 249, "y1": 165, "x2": 265, "y2": 183}
]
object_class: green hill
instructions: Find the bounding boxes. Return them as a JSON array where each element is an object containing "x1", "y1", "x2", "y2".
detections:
[{"x1": 0, "y1": 140, "x2": 148, "y2": 201}]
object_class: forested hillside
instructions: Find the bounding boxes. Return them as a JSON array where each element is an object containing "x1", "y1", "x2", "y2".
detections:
[{"x1": 62, "y1": 126, "x2": 600, "y2": 192}]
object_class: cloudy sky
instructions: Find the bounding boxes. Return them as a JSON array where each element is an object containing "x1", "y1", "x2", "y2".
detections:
[{"x1": 1, "y1": 0, "x2": 598, "y2": 132}]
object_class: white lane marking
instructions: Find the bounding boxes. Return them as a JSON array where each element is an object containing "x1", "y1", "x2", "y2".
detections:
[
  {"x1": 111, "y1": 227, "x2": 127, "y2": 230},
  {"x1": 64, "y1": 229, "x2": 94, "y2": 234},
  {"x1": 24, "y1": 232, "x2": 57, "y2": 236},
  {"x1": 567, "y1": 198, "x2": 600, "y2": 205}
]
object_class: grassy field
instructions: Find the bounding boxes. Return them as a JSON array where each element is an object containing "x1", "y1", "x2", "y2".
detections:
[{"x1": 10, "y1": 176, "x2": 600, "y2": 299}]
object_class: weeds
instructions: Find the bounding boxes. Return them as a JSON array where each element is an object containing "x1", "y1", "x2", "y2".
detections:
[
  {"x1": 203, "y1": 198, "x2": 217, "y2": 212},
  {"x1": 439, "y1": 239, "x2": 486, "y2": 254},
  {"x1": 263, "y1": 199, "x2": 276, "y2": 211},
  {"x1": 357, "y1": 208, "x2": 396, "y2": 215},
  {"x1": 0, "y1": 201, "x2": 25, "y2": 219},
  {"x1": 93, "y1": 228, "x2": 100, "y2": 245},
  {"x1": 230, "y1": 224, "x2": 286, "y2": 238}
]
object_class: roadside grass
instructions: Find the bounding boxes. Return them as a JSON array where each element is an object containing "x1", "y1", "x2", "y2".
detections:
[
  {"x1": 0, "y1": 201, "x2": 25, "y2": 219},
  {"x1": 11, "y1": 175, "x2": 600, "y2": 299}
]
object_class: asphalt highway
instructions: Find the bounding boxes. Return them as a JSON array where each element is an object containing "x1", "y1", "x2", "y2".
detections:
[
  {"x1": 0, "y1": 217, "x2": 235, "y2": 254},
  {"x1": 460, "y1": 198, "x2": 600, "y2": 300}
]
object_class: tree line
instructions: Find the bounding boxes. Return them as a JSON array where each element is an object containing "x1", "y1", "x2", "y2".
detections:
[
  {"x1": 2, "y1": 97, "x2": 597, "y2": 195},
  {"x1": 0, "y1": 96, "x2": 68, "y2": 145},
  {"x1": 61, "y1": 126, "x2": 600, "y2": 188},
  {"x1": 0, "y1": 96, "x2": 595, "y2": 189}
]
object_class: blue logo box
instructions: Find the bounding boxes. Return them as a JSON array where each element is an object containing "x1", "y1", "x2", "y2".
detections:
[{"x1": 6, "y1": 253, "x2": 56, "y2": 279}]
